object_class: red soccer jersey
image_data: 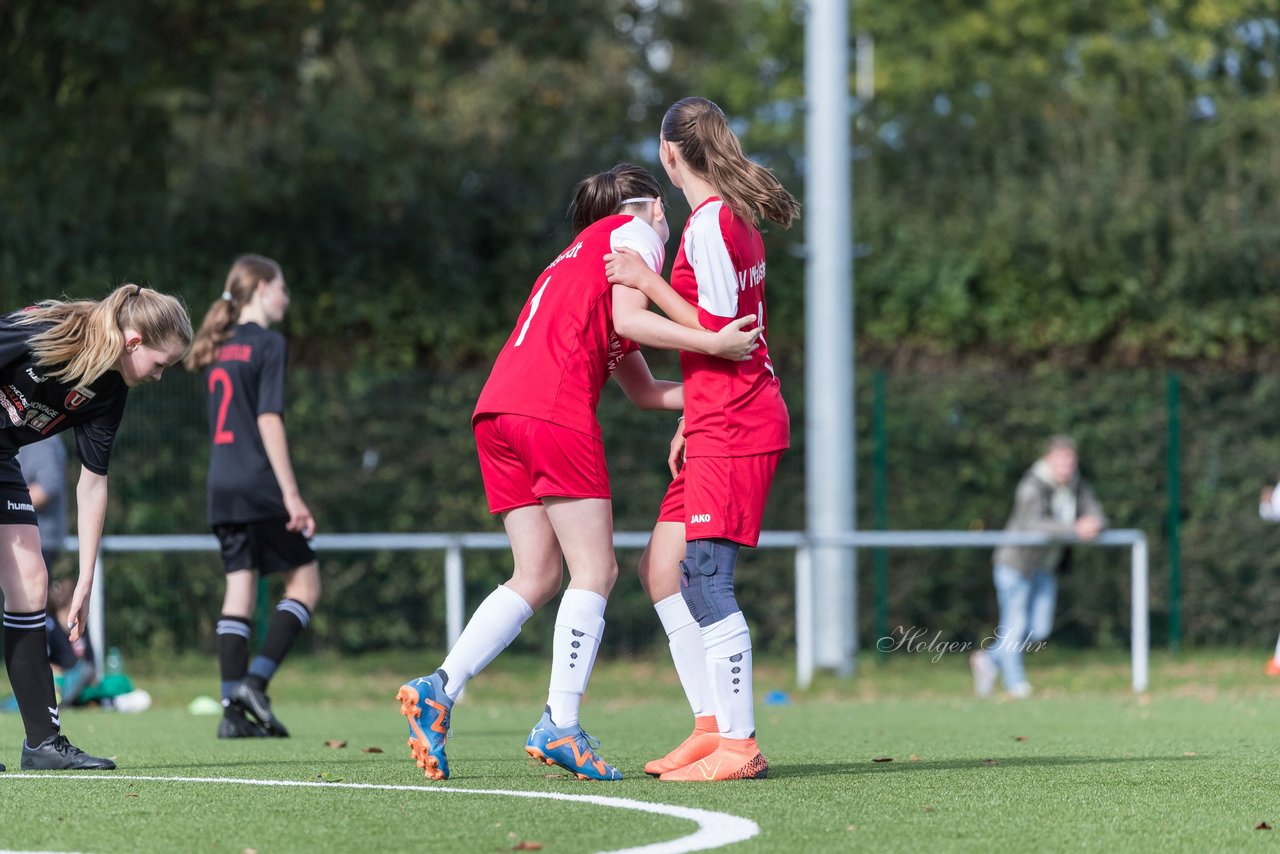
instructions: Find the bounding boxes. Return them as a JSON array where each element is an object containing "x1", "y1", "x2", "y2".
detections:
[
  {"x1": 671, "y1": 197, "x2": 790, "y2": 457},
  {"x1": 473, "y1": 214, "x2": 665, "y2": 437}
]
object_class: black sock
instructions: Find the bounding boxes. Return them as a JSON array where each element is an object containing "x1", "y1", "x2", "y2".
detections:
[
  {"x1": 4, "y1": 610, "x2": 60, "y2": 745},
  {"x1": 246, "y1": 599, "x2": 311, "y2": 688},
  {"x1": 45, "y1": 616, "x2": 78, "y2": 670},
  {"x1": 216, "y1": 615, "x2": 251, "y2": 702}
]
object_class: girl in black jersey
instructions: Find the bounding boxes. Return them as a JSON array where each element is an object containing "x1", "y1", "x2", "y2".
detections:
[
  {"x1": 185, "y1": 255, "x2": 318, "y2": 739},
  {"x1": 0, "y1": 284, "x2": 191, "y2": 770}
]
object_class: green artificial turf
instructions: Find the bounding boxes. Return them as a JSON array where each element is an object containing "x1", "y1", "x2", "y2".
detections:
[{"x1": 1, "y1": 649, "x2": 1277, "y2": 852}]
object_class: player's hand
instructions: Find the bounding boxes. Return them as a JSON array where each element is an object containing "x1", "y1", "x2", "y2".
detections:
[
  {"x1": 66, "y1": 583, "x2": 91, "y2": 644},
  {"x1": 285, "y1": 493, "x2": 316, "y2": 538},
  {"x1": 711, "y1": 315, "x2": 762, "y2": 361},
  {"x1": 604, "y1": 247, "x2": 652, "y2": 289},
  {"x1": 668, "y1": 419, "x2": 687, "y2": 479}
]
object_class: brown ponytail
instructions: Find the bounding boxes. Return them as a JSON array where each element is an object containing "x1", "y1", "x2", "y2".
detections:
[
  {"x1": 185, "y1": 254, "x2": 282, "y2": 371},
  {"x1": 568, "y1": 163, "x2": 664, "y2": 234},
  {"x1": 14, "y1": 285, "x2": 192, "y2": 387},
  {"x1": 661, "y1": 97, "x2": 801, "y2": 229}
]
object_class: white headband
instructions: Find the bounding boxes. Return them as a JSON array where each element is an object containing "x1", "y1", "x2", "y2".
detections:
[{"x1": 620, "y1": 196, "x2": 658, "y2": 206}]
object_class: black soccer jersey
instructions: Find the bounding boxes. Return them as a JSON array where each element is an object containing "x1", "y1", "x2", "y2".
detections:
[
  {"x1": 0, "y1": 311, "x2": 129, "y2": 484},
  {"x1": 204, "y1": 323, "x2": 289, "y2": 525}
]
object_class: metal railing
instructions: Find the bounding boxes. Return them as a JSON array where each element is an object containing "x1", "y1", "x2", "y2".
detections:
[
  {"x1": 67, "y1": 527, "x2": 1149, "y2": 693},
  {"x1": 792, "y1": 529, "x2": 1150, "y2": 691}
]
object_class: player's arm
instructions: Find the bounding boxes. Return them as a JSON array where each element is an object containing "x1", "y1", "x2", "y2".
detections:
[
  {"x1": 612, "y1": 350, "x2": 683, "y2": 411},
  {"x1": 611, "y1": 286, "x2": 760, "y2": 361},
  {"x1": 66, "y1": 467, "x2": 107, "y2": 642},
  {"x1": 258, "y1": 413, "x2": 316, "y2": 537},
  {"x1": 606, "y1": 247, "x2": 703, "y2": 330},
  {"x1": 65, "y1": 400, "x2": 126, "y2": 641}
]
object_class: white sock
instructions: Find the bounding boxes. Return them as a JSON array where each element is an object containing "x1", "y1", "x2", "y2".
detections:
[
  {"x1": 654, "y1": 593, "x2": 713, "y2": 718},
  {"x1": 701, "y1": 611, "x2": 755, "y2": 740},
  {"x1": 546, "y1": 589, "x2": 607, "y2": 729},
  {"x1": 1274, "y1": 632, "x2": 1280, "y2": 660},
  {"x1": 439, "y1": 585, "x2": 534, "y2": 702}
]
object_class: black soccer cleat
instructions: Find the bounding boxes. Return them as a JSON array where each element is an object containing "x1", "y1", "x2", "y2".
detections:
[
  {"x1": 217, "y1": 703, "x2": 269, "y2": 739},
  {"x1": 21, "y1": 734, "x2": 116, "y2": 770},
  {"x1": 231, "y1": 681, "x2": 290, "y2": 738},
  {"x1": 0, "y1": 760, "x2": 5, "y2": 771}
]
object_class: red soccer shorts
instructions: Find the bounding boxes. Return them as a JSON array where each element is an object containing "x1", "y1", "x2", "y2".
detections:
[
  {"x1": 656, "y1": 468, "x2": 686, "y2": 524},
  {"x1": 654, "y1": 452, "x2": 782, "y2": 547},
  {"x1": 474, "y1": 413, "x2": 610, "y2": 514}
]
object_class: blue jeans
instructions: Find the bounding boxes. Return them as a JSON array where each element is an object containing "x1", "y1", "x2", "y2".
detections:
[{"x1": 990, "y1": 564, "x2": 1056, "y2": 690}]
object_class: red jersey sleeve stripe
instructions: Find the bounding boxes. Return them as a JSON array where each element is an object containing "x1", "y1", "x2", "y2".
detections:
[{"x1": 697, "y1": 307, "x2": 735, "y2": 332}]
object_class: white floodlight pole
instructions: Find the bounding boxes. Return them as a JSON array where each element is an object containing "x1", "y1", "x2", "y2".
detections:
[{"x1": 804, "y1": 0, "x2": 856, "y2": 675}]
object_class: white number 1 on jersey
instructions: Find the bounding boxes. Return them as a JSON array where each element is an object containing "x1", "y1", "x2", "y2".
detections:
[
  {"x1": 514, "y1": 276, "x2": 551, "y2": 347},
  {"x1": 758, "y1": 298, "x2": 776, "y2": 377}
]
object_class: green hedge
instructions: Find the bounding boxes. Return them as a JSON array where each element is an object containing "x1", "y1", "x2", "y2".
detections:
[{"x1": 72, "y1": 364, "x2": 1278, "y2": 660}]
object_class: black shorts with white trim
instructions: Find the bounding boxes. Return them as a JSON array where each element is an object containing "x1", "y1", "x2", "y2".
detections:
[
  {"x1": 0, "y1": 455, "x2": 37, "y2": 525},
  {"x1": 213, "y1": 519, "x2": 316, "y2": 576}
]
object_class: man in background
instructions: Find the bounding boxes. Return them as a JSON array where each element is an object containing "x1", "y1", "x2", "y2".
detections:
[{"x1": 971, "y1": 435, "x2": 1107, "y2": 698}]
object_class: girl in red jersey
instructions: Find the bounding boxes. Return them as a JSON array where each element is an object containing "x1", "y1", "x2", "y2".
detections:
[
  {"x1": 185, "y1": 255, "x2": 318, "y2": 740},
  {"x1": 398, "y1": 163, "x2": 762, "y2": 782},
  {"x1": 606, "y1": 97, "x2": 801, "y2": 781},
  {"x1": 0, "y1": 285, "x2": 191, "y2": 770}
]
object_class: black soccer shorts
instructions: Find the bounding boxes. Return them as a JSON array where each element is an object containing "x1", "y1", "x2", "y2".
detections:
[{"x1": 212, "y1": 519, "x2": 316, "y2": 576}]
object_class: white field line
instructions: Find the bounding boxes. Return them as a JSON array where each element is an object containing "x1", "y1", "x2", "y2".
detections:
[{"x1": 0, "y1": 774, "x2": 760, "y2": 854}]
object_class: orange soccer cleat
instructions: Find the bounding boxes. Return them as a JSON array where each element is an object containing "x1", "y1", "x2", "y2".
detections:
[
  {"x1": 1265, "y1": 657, "x2": 1280, "y2": 677},
  {"x1": 644, "y1": 715, "x2": 721, "y2": 776},
  {"x1": 659, "y1": 735, "x2": 768, "y2": 782}
]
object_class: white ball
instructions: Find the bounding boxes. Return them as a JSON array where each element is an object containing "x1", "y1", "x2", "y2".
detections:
[{"x1": 115, "y1": 689, "x2": 153, "y2": 713}]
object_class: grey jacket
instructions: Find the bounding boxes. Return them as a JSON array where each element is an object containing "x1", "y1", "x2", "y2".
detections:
[
  {"x1": 993, "y1": 460, "x2": 1107, "y2": 575},
  {"x1": 17, "y1": 434, "x2": 68, "y2": 553}
]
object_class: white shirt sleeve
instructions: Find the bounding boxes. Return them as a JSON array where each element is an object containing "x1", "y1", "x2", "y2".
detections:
[
  {"x1": 683, "y1": 201, "x2": 739, "y2": 319},
  {"x1": 610, "y1": 218, "x2": 665, "y2": 274}
]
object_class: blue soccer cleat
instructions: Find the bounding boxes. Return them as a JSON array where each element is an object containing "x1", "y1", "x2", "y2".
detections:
[
  {"x1": 525, "y1": 707, "x2": 622, "y2": 781},
  {"x1": 397, "y1": 672, "x2": 452, "y2": 781}
]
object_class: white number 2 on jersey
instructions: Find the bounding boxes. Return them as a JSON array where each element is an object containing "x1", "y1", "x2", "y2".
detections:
[{"x1": 514, "y1": 276, "x2": 551, "y2": 347}]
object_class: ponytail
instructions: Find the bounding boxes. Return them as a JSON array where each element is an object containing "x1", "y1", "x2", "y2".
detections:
[
  {"x1": 185, "y1": 254, "x2": 281, "y2": 372},
  {"x1": 662, "y1": 97, "x2": 801, "y2": 229},
  {"x1": 568, "y1": 163, "x2": 664, "y2": 233},
  {"x1": 15, "y1": 284, "x2": 192, "y2": 388}
]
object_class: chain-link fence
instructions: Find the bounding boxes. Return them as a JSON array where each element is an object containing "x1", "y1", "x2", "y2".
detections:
[{"x1": 36, "y1": 363, "x2": 1280, "y2": 661}]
